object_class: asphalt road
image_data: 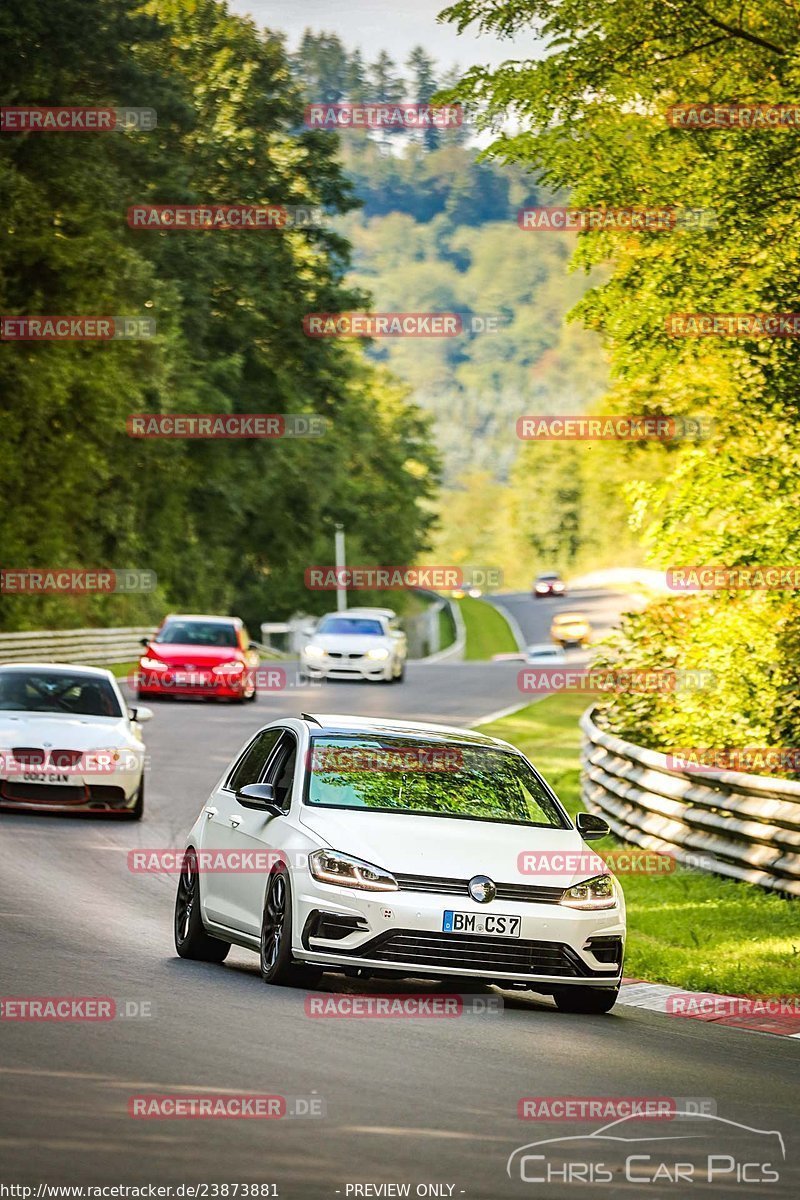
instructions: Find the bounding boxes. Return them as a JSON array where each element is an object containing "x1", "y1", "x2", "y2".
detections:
[{"x1": 1, "y1": 618, "x2": 798, "y2": 1198}]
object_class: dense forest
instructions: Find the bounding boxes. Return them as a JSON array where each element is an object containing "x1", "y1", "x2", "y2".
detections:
[{"x1": 0, "y1": 1, "x2": 439, "y2": 632}]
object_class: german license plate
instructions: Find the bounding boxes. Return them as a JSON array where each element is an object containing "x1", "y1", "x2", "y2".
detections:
[{"x1": 442, "y1": 910, "x2": 521, "y2": 937}]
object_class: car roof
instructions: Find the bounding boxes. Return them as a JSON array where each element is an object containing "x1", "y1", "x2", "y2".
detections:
[
  {"x1": 0, "y1": 662, "x2": 115, "y2": 679},
  {"x1": 161, "y1": 613, "x2": 242, "y2": 626},
  {"x1": 299, "y1": 712, "x2": 516, "y2": 750}
]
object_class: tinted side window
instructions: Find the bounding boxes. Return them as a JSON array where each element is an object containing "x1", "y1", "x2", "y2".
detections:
[
  {"x1": 265, "y1": 735, "x2": 298, "y2": 812},
  {"x1": 227, "y1": 729, "x2": 283, "y2": 792}
]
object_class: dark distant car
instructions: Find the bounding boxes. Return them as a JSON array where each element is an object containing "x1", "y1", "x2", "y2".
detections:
[
  {"x1": 532, "y1": 572, "x2": 566, "y2": 598},
  {"x1": 137, "y1": 614, "x2": 260, "y2": 703}
]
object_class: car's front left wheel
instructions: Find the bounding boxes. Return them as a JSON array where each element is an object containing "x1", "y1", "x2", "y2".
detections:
[
  {"x1": 174, "y1": 849, "x2": 231, "y2": 963},
  {"x1": 260, "y1": 867, "x2": 321, "y2": 988}
]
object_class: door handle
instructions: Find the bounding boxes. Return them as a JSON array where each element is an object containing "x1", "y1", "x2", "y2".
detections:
[
  {"x1": 229, "y1": 816, "x2": 241, "y2": 827},
  {"x1": 204, "y1": 806, "x2": 217, "y2": 819}
]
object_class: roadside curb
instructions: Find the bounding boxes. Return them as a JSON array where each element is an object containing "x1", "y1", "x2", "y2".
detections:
[{"x1": 619, "y1": 977, "x2": 800, "y2": 1040}]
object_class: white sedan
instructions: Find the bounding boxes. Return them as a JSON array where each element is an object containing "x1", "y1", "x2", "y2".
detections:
[
  {"x1": 0, "y1": 664, "x2": 151, "y2": 819},
  {"x1": 300, "y1": 610, "x2": 407, "y2": 682},
  {"x1": 175, "y1": 714, "x2": 625, "y2": 1013}
]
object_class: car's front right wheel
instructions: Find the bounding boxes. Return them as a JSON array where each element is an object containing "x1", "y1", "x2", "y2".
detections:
[
  {"x1": 552, "y1": 985, "x2": 619, "y2": 1014},
  {"x1": 260, "y1": 867, "x2": 321, "y2": 988}
]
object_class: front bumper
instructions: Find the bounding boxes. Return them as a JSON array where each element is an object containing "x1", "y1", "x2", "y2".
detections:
[
  {"x1": 0, "y1": 766, "x2": 143, "y2": 813},
  {"x1": 302, "y1": 657, "x2": 391, "y2": 681},
  {"x1": 293, "y1": 877, "x2": 624, "y2": 988},
  {"x1": 136, "y1": 669, "x2": 248, "y2": 699}
]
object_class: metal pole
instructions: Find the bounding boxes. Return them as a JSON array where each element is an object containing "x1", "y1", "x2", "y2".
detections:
[{"x1": 334, "y1": 525, "x2": 347, "y2": 612}]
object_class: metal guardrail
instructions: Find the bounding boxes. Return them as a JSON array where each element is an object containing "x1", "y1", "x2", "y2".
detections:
[
  {"x1": 0, "y1": 627, "x2": 155, "y2": 666},
  {"x1": 580, "y1": 705, "x2": 800, "y2": 897},
  {"x1": 0, "y1": 627, "x2": 286, "y2": 667}
]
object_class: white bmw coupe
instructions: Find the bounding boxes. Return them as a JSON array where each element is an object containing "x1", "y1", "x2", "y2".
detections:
[{"x1": 0, "y1": 663, "x2": 151, "y2": 819}]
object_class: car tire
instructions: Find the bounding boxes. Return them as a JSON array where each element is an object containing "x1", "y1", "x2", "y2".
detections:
[
  {"x1": 393, "y1": 660, "x2": 406, "y2": 683},
  {"x1": 259, "y1": 867, "x2": 322, "y2": 988},
  {"x1": 553, "y1": 986, "x2": 619, "y2": 1014},
  {"x1": 174, "y1": 848, "x2": 231, "y2": 963}
]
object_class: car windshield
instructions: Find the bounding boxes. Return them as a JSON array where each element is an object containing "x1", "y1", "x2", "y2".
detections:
[
  {"x1": 305, "y1": 736, "x2": 568, "y2": 828},
  {"x1": 316, "y1": 617, "x2": 384, "y2": 636},
  {"x1": 0, "y1": 670, "x2": 123, "y2": 717},
  {"x1": 157, "y1": 621, "x2": 237, "y2": 647}
]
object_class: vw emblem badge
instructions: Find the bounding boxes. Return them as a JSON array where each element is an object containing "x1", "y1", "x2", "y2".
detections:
[{"x1": 468, "y1": 875, "x2": 496, "y2": 904}]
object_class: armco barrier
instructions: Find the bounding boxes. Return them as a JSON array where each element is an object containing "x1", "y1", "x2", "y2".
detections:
[
  {"x1": 0, "y1": 626, "x2": 285, "y2": 667},
  {"x1": 580, "y1": 706, "x2": 800, "y2": 897},
  {"x1": 0, "y1": 627, "x2": 155, "y2": 666}
]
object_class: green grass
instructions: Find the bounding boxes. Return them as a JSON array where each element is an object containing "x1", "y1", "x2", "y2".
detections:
[
  {"x1": 458, "y1": 596, "x2": 519, "y2": 660},
  {"x1": 477, "y1": 693, "x2": 800, "y2": 997}
]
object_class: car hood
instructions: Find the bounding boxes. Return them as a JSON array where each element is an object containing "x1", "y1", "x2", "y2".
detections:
[
  {"x1": 308, "y1": 634, "x2": 391, "y2": 652},
  {"x1": 297, "y1": 807, "x2": 599, "y2": 888},
  {"x1": 145, "y1": 643, "x2": 243, "y2": 666},
  {"x1": 0, "y1": 712, "x2": 132, "y2": 750}
]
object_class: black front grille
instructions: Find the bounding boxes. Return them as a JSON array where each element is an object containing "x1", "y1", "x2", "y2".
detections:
[
  {"x1": 336, "y1": 928, "x2": 616, "y2": 978},
  {"x1": 0, "y1": 781, "x2": 128, "y2": 808},
  {"x1": 1, "y1": 781, "x2": 87, "y2": 804},
  {"x1": 394, "y1": 872, "x2": 565, "y2": 905}
]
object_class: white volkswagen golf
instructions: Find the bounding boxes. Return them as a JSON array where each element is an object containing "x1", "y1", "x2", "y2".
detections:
[{"x1": 175, "y1": 714, "x2": 625, "y2": 1012}]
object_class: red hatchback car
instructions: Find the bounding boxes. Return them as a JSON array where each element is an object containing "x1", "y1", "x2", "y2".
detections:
[{"x1": 136, "y1": 614, "x2": 260, "y2": 703}]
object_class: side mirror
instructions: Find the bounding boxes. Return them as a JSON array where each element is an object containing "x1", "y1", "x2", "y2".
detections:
[
  {"x1": 576, "y1": 812, "x2": 610, "y2": 842},
  {"x1": 140, "y1": 637, "x2": 151, "y2": 648},
  {"x1": 236, "y1": 782, "x2": 282, "y2": 816},
  {"x1": 129, "y1": 705, "x2": 153, "y2": 724}
]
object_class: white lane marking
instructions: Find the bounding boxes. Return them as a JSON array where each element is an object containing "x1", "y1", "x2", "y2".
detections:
[{"x1": 340, "y1": 1126, "x2": 507, "y2": 1141}]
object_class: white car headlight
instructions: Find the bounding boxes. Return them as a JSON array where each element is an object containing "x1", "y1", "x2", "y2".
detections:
[
  {"x1": 212, "y1": 661, "x2": 244, "y2": 675},
  {"x1": 365, "y1": 647, "x2": 390, "y2": 661},
  {"x1": 309, "y1": 849, "x2": 398, "y2": 891},
  {"x1": 560, "y1": 874, "x2": 616, "y2": 910},
  {"x1": 140, "y1": 656, "x2": 169, "y2": 671},
  {"x1": 304, "y1": 644, "x2": 326, "y2": 659}
]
